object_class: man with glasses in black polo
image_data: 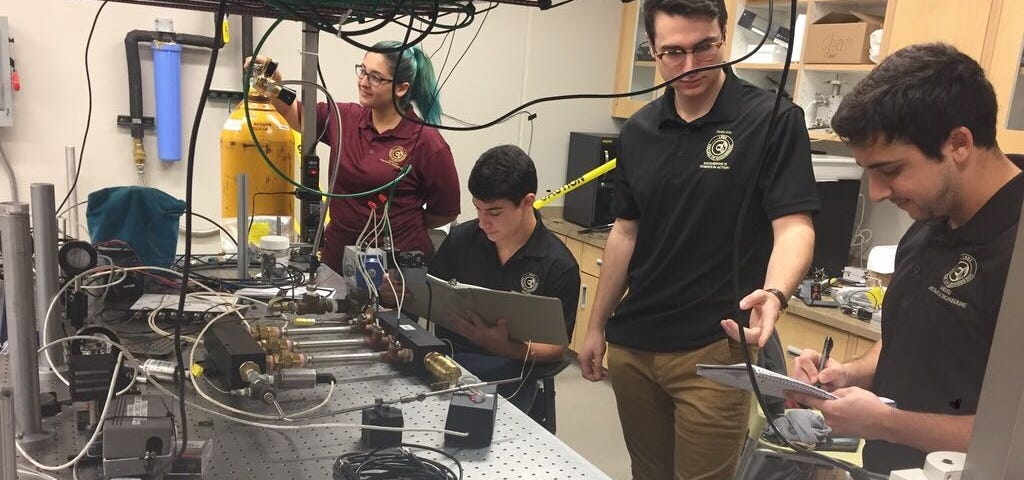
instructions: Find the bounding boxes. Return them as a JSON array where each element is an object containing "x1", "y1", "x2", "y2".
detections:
[{"x1": 577, "y1": 1, "x2": 819, "y2": 478}]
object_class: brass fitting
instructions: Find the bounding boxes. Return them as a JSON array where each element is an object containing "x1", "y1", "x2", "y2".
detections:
[
  {"x1": 132, "y1": 138, "x2": 146, "y2": 180},
  {"x1": 261, "y1": 338, "x2": 293, "y2": 354},
  {"x1": 382, "y1": 347, "x2": 413, "y2": 364},
  {"x1": 424, "y1": 352, "x2": 461, "y2": 386},
  {"x1": 291, "y1": 317, "x2": 317, "y2": 327},
  {"x1": 360, "y1": 305, "x2": 377, "y2": 324},
  {"x1": 238, "y1": 361, "x2": 261, "y2": 383},
  {"x1": 267, "y1": 297, "x2": 297, "y2": 315},
  {"x1": 395, "y1": 348, "x2": 413, "y2": 364},
  {"x1": 254, "y1": 326, "x2": 282, "y2": 341},
  {"x1": 271, "y1": 351, "x2": 306, "y2": 370},
  {"x1": 366, "y1": 325, "x2": 384, "y2": 344}
]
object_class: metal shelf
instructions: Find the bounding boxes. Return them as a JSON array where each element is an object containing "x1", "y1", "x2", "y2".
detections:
[
  {"x1": 96, "y1": 0, "x2": 551, "y2": 21},
  {"x1": 803, "y1": 63, "x2": 876, "y2": 72},
  {"x1": 809, "y1": 129, "x2": 843, "y2": 142},
  {"x1": 735, "y1": 62, "x2": 800, "y2": 71}
]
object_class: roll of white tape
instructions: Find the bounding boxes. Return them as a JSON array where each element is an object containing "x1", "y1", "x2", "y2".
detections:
[{"x1": 923, "y1": 451, "x2": 966, "y2": 480}]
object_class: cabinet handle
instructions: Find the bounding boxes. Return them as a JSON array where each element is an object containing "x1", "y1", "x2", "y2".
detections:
[
  {"x1": 596, "y1": 258, "x2": 603, "y2": 267},
  {"x1": 579, "y1": 284, "x2": 588, "y2": 309}
]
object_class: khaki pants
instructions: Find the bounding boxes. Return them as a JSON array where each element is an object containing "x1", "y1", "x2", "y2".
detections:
[{"x1": 608, "y1": 339, "x2": 756, "y2": 480}]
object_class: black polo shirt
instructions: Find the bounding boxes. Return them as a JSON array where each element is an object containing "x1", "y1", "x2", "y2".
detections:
[
  {"x1": 428, "y1": 211, "x2": 581, "y2": 355},
  {"x1": 864, "y1": 154, "x2": 1024, "y2": 474},
  {"x1": 608, "y1": 69, "x2": 820, "y2": 351}
]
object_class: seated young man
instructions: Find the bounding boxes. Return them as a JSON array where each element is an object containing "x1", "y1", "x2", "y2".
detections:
[{"x1": 429, "y1": 144, "x2": 581, "y2": 412}]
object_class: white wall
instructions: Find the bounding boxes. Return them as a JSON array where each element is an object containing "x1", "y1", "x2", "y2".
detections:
[
  {"x1": 814, "y1": 142, "x2": 914, "y2": 261},
  {"x1": 0, "y1": 2, "x2": 622, "y2": 251}
]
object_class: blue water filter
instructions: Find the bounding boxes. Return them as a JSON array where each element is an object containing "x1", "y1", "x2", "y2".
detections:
[{"x1": 152, "y1": 41, "x2": 182, "y2": 162}]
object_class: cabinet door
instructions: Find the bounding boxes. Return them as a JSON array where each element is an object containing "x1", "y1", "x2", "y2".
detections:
[
  {"x1": 580, "y1": 244, "x2": 604, "y2": 278},
  {"x1": 983, "y1": 0, "x2": 1024, "y2": 154},
  {"x1": 563, "y1": 237, "x2": 585, "y2": 267},
  {"x1": 571, "y1": 272, "x2": 600, "y2": 353},
  {"x1": 883, "y1": 0, "x2": 994, "y2": 58},
  {"x1": 849, "y1": 335, "x2": 876, "y2": 360},
  {"x1": 612, "y1": 2, "x2": 664, "y2": 118},
  {"x1": 775, "y1": 314, "x2": 851, "y2": 375}
]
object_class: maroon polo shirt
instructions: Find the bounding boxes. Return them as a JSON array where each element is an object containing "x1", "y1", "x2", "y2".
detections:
[{"x1": 313, "y1": 102, "x2": 460, "y2": 272}]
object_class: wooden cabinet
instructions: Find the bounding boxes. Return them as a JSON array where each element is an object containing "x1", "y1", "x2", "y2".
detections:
[
  {"x1": 563, "y1": 236, "x2": 585, "y2": 268},
  {"x1": 981, "y1": 0, "x2": 1024, "y2": 154},
  {"x1": 553, "y1": 226, "x2": 608, "y2": 367},
  {"x1": 611, "y1": 1, "x2": 665, "y2": 118},
  {"x1": 849, "y1": 335, "x2": 876, "y2": 360},
  {"x1": 572, "y1": 272, "x2": 599, "y2": 351},
  {"x1": 776, "y1": 303, "x2": 879, "y2": 376},
  {"x1": 612, "y1": 0, "x2": 1001, "y2": 141},
  {"x1": 579, "y1": 244, "x2": 603, "y2": 278},
  {"x1": 776, "y1": 314, "x2": 851, "y2": 375},
  {"x1": 883, "y1": 0, "x2": 993, "y2": 57}
]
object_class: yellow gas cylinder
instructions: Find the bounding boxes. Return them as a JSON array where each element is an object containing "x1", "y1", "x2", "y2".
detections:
[{"x1": 220, "y1": 95, "x2": 295, "y2": 222}]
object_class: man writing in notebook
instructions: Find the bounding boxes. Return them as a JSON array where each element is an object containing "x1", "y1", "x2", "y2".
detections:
[
  {"x1": 790, "y1": 43, "x2": 1024, "y2": 474},
  {"x1": 428, "y1": 145, "x2": 580, "y2": 413}
]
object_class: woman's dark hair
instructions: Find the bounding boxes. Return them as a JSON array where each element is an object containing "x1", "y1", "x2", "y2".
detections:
[
  {"x1": 469, "y1": 145, "x2": 538, "y2": 204},
  {"x1": 831, "y1": 43, "x2": 998, "y2": 159},
  {"x1": 373, "y1": 41, "x2": 442, "y2": 124}
]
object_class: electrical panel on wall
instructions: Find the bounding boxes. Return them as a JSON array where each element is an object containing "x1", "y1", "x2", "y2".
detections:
[{"x1": 0, "y1": 17, "x2": 12, "y2": 127}]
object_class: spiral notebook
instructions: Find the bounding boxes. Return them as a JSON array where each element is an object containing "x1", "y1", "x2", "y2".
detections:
[
  {"x1": 696, "y1": 363, "x2": 836, "y2": 400},
  {"x1": 697, "y1": 363, "x2": 896, "y2": 406}
]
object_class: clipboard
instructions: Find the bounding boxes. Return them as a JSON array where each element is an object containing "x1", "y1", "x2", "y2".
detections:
[{"x1": 403, "y1": 274, "x2": 569, "y2": 346}]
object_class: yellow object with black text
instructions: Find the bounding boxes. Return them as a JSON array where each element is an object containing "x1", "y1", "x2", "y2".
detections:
[
  {"x1": 533, "y1": 158, "x2": 617, "y2": 209},
  {"x1": 219, "y1": 94, "x2": 296, "y2": 236}
]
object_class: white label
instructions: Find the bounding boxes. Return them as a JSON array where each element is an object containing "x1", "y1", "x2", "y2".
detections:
[
  {"x1": 223, "y1": 118, "x2": 243, "y2": 131},
  {"x1": 126, "y1": 397, "x2": 149, "y2": 425},
  {"x1": 142, "y1": 359, "x2": 176, "y2": 375},
  {"x1": 400, "y1": 325, "x2": 415, "y2": 331}
]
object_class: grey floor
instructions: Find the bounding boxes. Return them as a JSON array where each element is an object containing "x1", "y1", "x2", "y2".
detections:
[{"x1": 553, "y1": 360, "x2": 632, "y2": 480}]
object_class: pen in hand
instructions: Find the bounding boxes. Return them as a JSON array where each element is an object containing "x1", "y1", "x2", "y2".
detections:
[{"x1": 814, "y1": 335, "x2": 834, "y2": 388}]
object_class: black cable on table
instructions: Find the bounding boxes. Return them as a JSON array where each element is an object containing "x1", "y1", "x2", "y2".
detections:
[{"x1": 332, "y1": 443, "x2": 462, "y2": 480}]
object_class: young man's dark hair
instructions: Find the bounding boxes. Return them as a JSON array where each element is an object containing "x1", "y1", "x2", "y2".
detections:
[
  {"x1": 643, "y1": 0, "x2": 728, "y2": 42},
  {"x1": 468, "y1": 145, "x2": 538, "y2": 204},
  {"x1": 831, "y1": 42, "x2": 999, "y2": 160}
]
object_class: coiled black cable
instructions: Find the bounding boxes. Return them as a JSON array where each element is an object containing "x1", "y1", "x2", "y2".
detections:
[{"x1": 332, "y1": 444, "x2": 462, "y2": 480}]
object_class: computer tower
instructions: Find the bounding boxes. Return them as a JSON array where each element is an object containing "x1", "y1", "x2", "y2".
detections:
[
  {"x1": 812, "y1": 179, "x2": 862, "y2": 277},
  {"x1": 564, "y1": 132, "x2": 618, "y2": 228}
]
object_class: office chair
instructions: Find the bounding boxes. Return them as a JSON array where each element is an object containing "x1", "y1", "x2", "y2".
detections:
[
  {"x1": 733, "y1": 398, "x2": 856, "y2": 480},
  {"x1": 526, "y1": 355, "x2": 572, "y2": 434}
]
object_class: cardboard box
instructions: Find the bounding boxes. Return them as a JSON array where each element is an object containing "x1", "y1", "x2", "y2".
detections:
[{"x1": 804, "y1": 11, "x2": 883, "y2": 64}]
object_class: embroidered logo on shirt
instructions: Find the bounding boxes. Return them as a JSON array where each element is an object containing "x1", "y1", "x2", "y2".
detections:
[
  {"x1": 927, "y1": 253, "x2": 977, "y2": 309},
  {"x1": 943, "y1": 254, "x2": 977, "y2": 289},
  {"x1": 520, "y1": 272, "x2": 539, "y2": 294},
  {"x1": 700, "y1": 131, "x2": 734, "y2": 170},
  {"x1": 384, "y1": 146, "x2": 409, "y2": 169}
]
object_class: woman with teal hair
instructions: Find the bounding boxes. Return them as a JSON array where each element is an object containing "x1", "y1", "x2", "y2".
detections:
[{"x1": 255, "y1": 41, "x2": 460, "y2": 273}]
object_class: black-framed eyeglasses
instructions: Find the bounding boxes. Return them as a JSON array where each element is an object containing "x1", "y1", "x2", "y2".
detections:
[
  {"x1": 653, "y1": 39, "x2": 725, "y2": 67},
  {"x1": 355, "y1": 64, "x2": 393, "y2": 87}
]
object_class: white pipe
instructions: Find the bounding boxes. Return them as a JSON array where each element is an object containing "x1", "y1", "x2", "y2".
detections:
[
  {"x1": 64, "y1": 146, "x2": 81, "y2": 239},
  {"x1": 0, "y1": 144, "x2": 17, "y2": 202}
]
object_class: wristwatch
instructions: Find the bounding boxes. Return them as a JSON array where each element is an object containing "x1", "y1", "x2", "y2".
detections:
[{"x1": 764, "y1": 288, "x2": 789, "y2": 310}]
